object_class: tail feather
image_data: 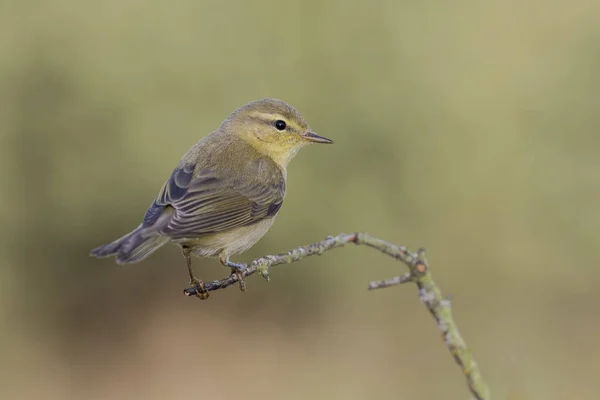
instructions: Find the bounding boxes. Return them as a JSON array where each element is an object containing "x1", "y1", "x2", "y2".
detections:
[{"x1": 90, "y1": 225, "x2": 170, "y2": 264}]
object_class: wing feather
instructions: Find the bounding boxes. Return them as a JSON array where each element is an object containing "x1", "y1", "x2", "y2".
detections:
[{"x1": 142, "y1": 161, "x2": 285, "y2": 239}]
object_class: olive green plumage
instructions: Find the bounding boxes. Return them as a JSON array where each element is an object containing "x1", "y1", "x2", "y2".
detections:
[{"x1": 90, "y1": 98, "x2": 332, "y2": 298}]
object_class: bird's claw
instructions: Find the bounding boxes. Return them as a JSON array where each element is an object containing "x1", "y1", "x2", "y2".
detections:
[
  {"x1": 190, "y1": 277, "x2": 209, "y2": 300},
  {"x1": 220, "y1": 257, "x2": 247, "y2": 293},
  {"x1": 231, "y1": 268, "x2": 247, "y2": 292}
]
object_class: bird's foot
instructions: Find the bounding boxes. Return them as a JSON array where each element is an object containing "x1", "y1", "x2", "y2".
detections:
[
  {"x1": 224, "y1": 260, "x2": 246, "y2": 271},
  {"x1": 190, "y1": 277, "x2": 209, "y2": 300},
  {"x1": 230, "y1": 268, "x2": 247, "y2": 292},
  {"x1": 220, "y1": 257, "x2": 247, "y2": 293}
]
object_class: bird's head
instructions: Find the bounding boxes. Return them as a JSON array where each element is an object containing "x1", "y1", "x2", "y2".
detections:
[{"x1": 221, "y1": 98, "x2": 333, "y2": 167}]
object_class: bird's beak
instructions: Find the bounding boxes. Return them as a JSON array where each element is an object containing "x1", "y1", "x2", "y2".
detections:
[{"x1": 303, "y1": 131, "x2": 334, "y2": 144}]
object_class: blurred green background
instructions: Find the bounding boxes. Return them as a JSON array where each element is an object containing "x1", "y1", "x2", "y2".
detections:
[{"x1": 1, "y1": 1, "x2": 599, "y2": 399}]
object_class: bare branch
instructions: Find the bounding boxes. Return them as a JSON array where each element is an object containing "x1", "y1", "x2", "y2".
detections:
[
  {"x1": 368, "y1": 272, "x2": 414, "y2": 289},
  {"x1": 183, "y1": 232, "x2": 491, "y2": 400}
]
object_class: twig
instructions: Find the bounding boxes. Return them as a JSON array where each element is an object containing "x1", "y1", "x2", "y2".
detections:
[
  {"x1": 368, "y1": 271, "x2": 413, "y2": 288},
  {"x1": 183, "y1": 232, "x2": 491, "y2": 400}
]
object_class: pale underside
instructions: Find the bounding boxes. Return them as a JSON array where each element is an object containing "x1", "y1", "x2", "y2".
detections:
[{"x1": 172, "y1": 217, "x2": 276, "y2": 258}]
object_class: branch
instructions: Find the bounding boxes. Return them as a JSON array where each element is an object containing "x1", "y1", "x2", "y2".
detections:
[{"x1": 183, "y1": 232, "x2": 491, "y2": 400}]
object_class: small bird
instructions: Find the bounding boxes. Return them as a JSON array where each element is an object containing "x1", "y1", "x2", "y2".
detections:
[{"x1": 90, "y1": 98, "x2": 333, "y2": 299}]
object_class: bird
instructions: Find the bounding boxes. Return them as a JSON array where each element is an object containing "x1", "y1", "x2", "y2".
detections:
[{"x1": 90, "y1": 98, "x2": 333, "y2": 299}]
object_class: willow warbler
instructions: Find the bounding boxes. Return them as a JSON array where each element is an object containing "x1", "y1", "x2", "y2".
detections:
[{"x1": 91, "y1": 98, "x2": 332, "y2": 299}]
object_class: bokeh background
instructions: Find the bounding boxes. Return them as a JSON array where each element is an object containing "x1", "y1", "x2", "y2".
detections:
[{"x1": 1, "y1": 1, "x2": 599, "y2": 399}]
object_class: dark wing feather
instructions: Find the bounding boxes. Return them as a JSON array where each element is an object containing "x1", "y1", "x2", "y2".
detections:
[{"x1": 142, "y1": 162, "x2": 285, "y2": 238}]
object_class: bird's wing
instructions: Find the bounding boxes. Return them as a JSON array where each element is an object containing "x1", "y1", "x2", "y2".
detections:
[{"x1": 142, "y1": 162, "x2": 285, "y2": 238}]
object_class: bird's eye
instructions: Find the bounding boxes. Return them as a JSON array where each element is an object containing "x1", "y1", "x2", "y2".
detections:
[{"x1": 274, "y1": 120, "x2": 287, "y2": 131}]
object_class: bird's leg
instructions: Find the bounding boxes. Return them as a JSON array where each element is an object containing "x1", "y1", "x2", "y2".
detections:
[
  {"x1": 182, "y1": 245, "x2": 209, "y2": 300},
  {"x1": 219, "y1": 254, "x2": 246, "y2": 292}
]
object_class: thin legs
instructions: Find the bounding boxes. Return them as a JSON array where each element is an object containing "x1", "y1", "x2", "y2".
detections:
[{"x1": 182, "y1": 245, "x2": 209, "y2": 300}]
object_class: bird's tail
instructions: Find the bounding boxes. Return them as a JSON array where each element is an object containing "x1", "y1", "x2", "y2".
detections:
[{"x1": 90, "y1": 225, "x2": 171, "y2": 264}]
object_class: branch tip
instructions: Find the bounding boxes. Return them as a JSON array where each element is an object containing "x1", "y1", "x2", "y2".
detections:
[{"x1": 368, "y1": 272, "x2": 414, "y2": 290}]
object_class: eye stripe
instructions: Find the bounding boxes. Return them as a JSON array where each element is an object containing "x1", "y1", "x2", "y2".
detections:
[{"x1": 246, "y1": 111, "x2": 304, "y2": 133}]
